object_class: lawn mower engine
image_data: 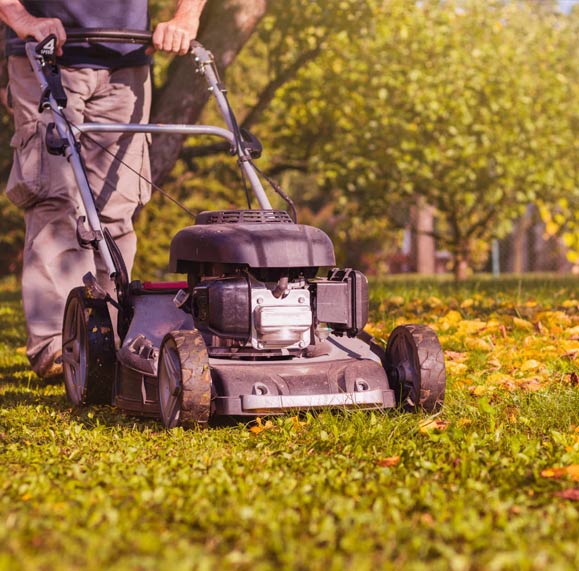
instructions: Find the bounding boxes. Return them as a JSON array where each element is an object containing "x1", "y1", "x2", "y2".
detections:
[{"x1": 178, "y1": 212, "x2": 367, "y2": 356}]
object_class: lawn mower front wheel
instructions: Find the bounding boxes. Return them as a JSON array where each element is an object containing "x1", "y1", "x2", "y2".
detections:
[
  {"x1": 62, "y1": 287, "x2": 116, "y2": 406},
  {"x1": 158, "y1": 330, "x2": 212, "y2": 429},
  {"x1": 385, "y1": 324, "x2": 446, "y2": 412}
]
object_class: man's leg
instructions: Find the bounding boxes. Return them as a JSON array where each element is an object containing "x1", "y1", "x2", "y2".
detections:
[
  {"x1": 82, "y1": 65, "x2": 152, "y2": 296},
  {"x1": 8, "y1": 59, "x2": 98, "y2": 377}
]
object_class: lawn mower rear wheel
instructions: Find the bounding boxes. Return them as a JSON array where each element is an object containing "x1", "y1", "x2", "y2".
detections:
[{"x1": 62, "y1": 287, "x2": 116, "y2": 406}]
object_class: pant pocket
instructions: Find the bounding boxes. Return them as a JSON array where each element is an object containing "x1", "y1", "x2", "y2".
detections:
[{"x1": 6, "y1": 122, "x2": 48, "y2": 209}]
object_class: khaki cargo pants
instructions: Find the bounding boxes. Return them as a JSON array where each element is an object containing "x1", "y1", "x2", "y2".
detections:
[{"x1": 6, "y1": 57, "x2": 152, "y2": 377}]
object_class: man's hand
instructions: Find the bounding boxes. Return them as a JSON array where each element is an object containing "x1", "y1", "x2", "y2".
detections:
[
  {"x1": 151, "y1": 0, "x2": 206, "y2": 55},
  {"x1": 0, "y1": 1, "x2": 66, "y2": 55},
  {"x1": 13, "y1": 15, "x2": 66, "y2": 55}
]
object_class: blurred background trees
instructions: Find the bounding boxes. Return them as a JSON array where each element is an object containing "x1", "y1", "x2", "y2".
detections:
[{"x1": 1, "y1": 0, "x2": 579, "y2": 280}]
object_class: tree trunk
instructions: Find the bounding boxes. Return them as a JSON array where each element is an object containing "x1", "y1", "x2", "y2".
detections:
[
  {"x1": 150, "y1": 0, "x2": 269, "y2": 184},
  {"x1": 411, "y1": 197, "x2": 436, "y2": 274},
  {"x1": 453, "y1": 257, "x2": 469, "y2": 281}
]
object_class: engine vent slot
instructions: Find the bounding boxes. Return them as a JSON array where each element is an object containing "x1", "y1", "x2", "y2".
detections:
[{"x1": 196, "y1": 210, "x2": 294, "y2": 225}]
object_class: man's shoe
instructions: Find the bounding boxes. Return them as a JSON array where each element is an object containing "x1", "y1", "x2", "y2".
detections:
[{"x1": 41, "y1": 352, "x2": 63, "y2": 383}]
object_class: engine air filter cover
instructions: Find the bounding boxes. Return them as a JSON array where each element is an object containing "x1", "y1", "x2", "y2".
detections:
[{"x1": 169, "y1": 210, "x2": 336, "y2": 272}]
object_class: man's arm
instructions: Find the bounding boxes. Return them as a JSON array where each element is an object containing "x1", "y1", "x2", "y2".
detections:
[
  {"x1": 0, "y1": 0, "x2": 66, "y2": 55},
  {"x1": 152, "y1": 0, "x2": 207, "y2": 55}
]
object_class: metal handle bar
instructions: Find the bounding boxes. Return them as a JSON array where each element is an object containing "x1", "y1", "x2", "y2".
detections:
[{"x1": 64, "y1": 28, "x2": 153, "y2": 44}]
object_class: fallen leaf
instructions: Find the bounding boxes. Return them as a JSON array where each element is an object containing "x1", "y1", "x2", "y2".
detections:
[
  {"x1": 569, "y1": 372, "x2": 579, "y2": 386},
  {"x1": 487, "y1": 357, "x2": 502, "y2": 370},
  {"x1": 377, "y1": 456, "x2": 401, "y2": 467},
  {"x1": 465, "y1": 337, "x2": 493, "y2": 352},
  {"x1": 520, "y1": 359, "x2": 540, "y2": 372},
  {"x1": 513, "y1": 317, "x2": 535, "y2": 332},
  {"x1": 518, "y1": 377, "x2": 543, "y2": 392},
  {"x1": 445, "y1": 351, "x2": 468, "y2": 362},
  {"x1": 535, "y1": 321, "x2": 547, "y2": 335},
  {"x1": 419, "y1": 419, "x2": 449, "y2": 433},
  {"x1": 541, "y1": 465, "x2": 579, "y2": 481},
  {"x1": 249, "y1": 417, "x2": 274, "y2": 435},
  {"x1": 446, "y1": 362, "x2": 468, "y2": 376},
  {"x1": 554, "y1": 489, "x2": 579, "y2": 501},
  {"x1": 460, "y1": 298, "x2": 474, "y2": 309},
  {"x1": 563, "y1": 349, "x2": 579, "y2": 360},
  {"x1": 290, "y1": 416, "x2": 306, "y2": 431}
]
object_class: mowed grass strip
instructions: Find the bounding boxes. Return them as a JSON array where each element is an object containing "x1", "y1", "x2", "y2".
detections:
[{"x1": 2, "y1": 275, "x2": 579, "y2": 571}]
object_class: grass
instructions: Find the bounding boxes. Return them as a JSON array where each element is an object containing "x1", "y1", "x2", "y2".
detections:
[{"x1": 2, "y1": 274, "x2": 579, "y2": 571}]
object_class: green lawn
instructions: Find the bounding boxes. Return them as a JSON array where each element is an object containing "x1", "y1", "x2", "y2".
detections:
[{"x1": 2, "y1": 275, "x2": 579, "y2": 571}]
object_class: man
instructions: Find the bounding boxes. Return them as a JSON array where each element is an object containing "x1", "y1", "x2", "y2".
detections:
[{"x1": 0, "y1": 0, "x2": 206, "y2": 379}]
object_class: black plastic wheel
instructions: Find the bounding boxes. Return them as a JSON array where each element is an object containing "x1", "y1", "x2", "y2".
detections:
[
  {"x1": 385, "y1": 324, "x2": 446, "y2": 412},
  {"x1": 158, "y1": 330, "x2": 212, "y2": 428},
  {"x1": 62, "y1": 287, "x2": 116, "y2": 406}
]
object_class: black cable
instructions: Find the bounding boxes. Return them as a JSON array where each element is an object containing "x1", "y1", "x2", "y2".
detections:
[
  {"x1": 54, "y1": 108, "x2": 198, "y2": 220},
  {"x1": 251, "y1": 161, "x2": 298, "y2": 223}
]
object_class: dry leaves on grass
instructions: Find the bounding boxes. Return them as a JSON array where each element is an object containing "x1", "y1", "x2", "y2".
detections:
[
  {"x1": 419, "y1": 419, "x2": 449, "y2": 433},
  {"x1": 554, "y1": 489, "x2": 579, "y2": 501},
  {"x1": 377, "y1": 456, "x2": 401, "y2": 468},
  {"x1": 540, "y1": 465, "x2": 579, "y2": 481}
]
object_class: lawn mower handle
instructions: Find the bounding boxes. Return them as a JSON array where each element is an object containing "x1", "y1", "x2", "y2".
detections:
[{"x1": 24, "y1": 31, "x2": 273, "y2": 280}]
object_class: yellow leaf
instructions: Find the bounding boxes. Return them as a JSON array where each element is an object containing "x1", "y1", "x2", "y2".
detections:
[
  {"x1": 520, "y1": 359, "x2": 540, "y2": 372},
  {"x1": 290, "y1": 416, "x2": 306, "y2": 431},
  {"x1": 513, "y1": 317, "x2": 534, "y2": 332},
  {"x1": 249, "y1": 417, "x2": 274, "y2": 435},
  {"x1": 460, "y1": 299, "x2": 474, "y2": 309},
  {"x1": 465, "y1": 337, "x2": 492, "y2": 352},
  {"x1": 443, "y1": 310, "x2": 463, "y2": 326},
  {"x1": 470, "y1": 385, "x2": 488, "y2": 396},
  {"x1": 446, "y1": 362, "x2": 468, "y2": 376},
  {"x1": 458, "y1": 319, "x2": 488, "y2": 336}
]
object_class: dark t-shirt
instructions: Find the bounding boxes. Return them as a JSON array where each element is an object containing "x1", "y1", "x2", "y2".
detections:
[{"x1": 6, "y1": 0, "x2": 151, "y2": 69}]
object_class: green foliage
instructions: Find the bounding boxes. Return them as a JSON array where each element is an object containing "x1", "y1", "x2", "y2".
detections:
[
  {"x1": 3, "y1": 276, "x2": 579, "y2": 570},
  {"x1": 252, "y1": 0, "x2": 579, "y2": 273}
]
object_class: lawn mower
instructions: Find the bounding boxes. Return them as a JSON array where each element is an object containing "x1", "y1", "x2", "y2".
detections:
[{"x1": 25, "y1": 31, "x2": 446, "y2": 428}]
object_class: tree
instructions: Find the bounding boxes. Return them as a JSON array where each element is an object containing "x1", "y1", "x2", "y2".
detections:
[{"x1": 256, "y1": 0, "x2": 578, "y2": 279}]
